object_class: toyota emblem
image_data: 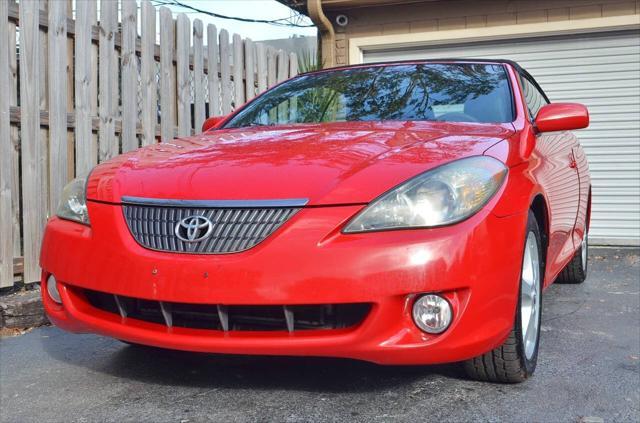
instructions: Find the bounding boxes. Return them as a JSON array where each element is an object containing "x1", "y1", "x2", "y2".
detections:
[{"x1": 175, "y1": 215, "x2": 214, "y2": 243}]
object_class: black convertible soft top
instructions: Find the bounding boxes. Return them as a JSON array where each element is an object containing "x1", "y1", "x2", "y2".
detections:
[{"x1": 300, "y1": 57, "x2": 525, "y2": 74}]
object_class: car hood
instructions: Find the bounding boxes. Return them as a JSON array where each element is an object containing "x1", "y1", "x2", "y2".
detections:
[{"x1": 87, "y1": 121, "x2": 514, "y2": 205}]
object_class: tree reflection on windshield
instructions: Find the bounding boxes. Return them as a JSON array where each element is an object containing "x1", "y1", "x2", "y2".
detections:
[{"x1": 225, "y1": 63, "x2": 514, "y2": 128}]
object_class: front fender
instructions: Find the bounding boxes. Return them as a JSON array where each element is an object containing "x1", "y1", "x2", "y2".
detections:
[{"x1": 484, "y1": 139, "x2": 546, "y2": 218}]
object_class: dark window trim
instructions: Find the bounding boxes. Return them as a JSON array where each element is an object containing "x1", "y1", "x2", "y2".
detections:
[
  {"x1": 519, "y1": 69, "x2": 551, "y2": 104},
  {"x1": 518, "y1": 70, "x2": 550, "y2": 121},
  {"x1": 501, "y1": 63, "x2": 517, "y2": 124}
]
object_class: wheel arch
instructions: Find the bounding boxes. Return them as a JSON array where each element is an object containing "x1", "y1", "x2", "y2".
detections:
[
  {"x1": 586, "y1": 185, "x2": 592, "y2": 232},
  {"x1": 530, "y1": 194, "x2": 549, "y2": 281}
]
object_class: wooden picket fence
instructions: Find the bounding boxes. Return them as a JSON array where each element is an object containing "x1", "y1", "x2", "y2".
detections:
[{"x1": 0, "y1": 0, "x2": 299, "y2": 288}]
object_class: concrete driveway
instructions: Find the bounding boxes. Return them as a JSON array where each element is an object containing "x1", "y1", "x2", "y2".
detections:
[{"x1": 1, "y1": 248, "x2": 638, "y2": 422}]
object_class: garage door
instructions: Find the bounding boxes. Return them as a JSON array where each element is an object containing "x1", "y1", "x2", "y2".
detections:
[{"x1": 364, "y1": 31, "x2": 640, "y2": 246}]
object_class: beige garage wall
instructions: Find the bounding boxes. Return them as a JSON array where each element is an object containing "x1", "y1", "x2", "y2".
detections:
[{"x1": 329, "y1": 0, "x2": 639, "y2": 65}]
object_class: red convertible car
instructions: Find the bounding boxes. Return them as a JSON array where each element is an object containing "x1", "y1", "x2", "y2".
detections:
[{"x1": 41, "y1": 59, "x2": 590, "y2": 383}]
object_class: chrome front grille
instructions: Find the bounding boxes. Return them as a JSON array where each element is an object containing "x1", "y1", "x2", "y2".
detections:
[{"x1": 122, "y1": 197, "x2": 305, "y2": 254}]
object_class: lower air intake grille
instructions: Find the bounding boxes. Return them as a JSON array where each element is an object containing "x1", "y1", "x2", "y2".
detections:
[
  {"x1": 83, "y1": 289, "x2": 371, "y2": 333},
  {"x1": 122, "y1": 198, "x2": 303, "y2": 254}
]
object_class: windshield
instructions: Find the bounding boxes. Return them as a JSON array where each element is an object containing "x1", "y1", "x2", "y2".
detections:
[{"x1": 224, "y1": 63, "x2": 514, "y2": 128}]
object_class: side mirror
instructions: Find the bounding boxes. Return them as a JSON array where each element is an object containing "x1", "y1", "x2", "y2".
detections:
[
  {"x1": 534, "y1": 103, "x2": 589, "y2": 133},
  {"x1": 202, "y1": 115, "x2": 228, "y2": 132}
]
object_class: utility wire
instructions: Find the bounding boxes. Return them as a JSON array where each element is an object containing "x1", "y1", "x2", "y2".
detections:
[{"x1": 167, "y1": 0, "x2": 315, "y2": 28}]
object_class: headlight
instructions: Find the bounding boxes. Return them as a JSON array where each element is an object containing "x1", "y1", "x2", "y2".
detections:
[
  {"x1": 56, "y1": 177, "x2": 90, "y2": 225},
  {"x1": 343, "y1": 156, "x2": 507, "y2": 233}
]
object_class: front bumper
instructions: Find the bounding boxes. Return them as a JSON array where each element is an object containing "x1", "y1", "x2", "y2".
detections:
[{"x1": 40, "y1": 200, "x2": 527, "y2": 365}]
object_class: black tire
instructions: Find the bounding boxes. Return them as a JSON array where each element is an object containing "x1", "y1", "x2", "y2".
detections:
[
  {"x1": 464, "y1": 210, "x2": 543, "y2": 383},
  {"x1": 556, "y1": 234, "x2": 588, "y2": 284}
]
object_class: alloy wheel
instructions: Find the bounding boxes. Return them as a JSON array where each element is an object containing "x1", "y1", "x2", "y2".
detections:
[{"x1": 520, "y1": 231, "x2": 541, "y2": 360}]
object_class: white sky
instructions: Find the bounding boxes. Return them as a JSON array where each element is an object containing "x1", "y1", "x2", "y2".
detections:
[{"x1": 152, "y1": 0, "x2": 317, "y2": 41}]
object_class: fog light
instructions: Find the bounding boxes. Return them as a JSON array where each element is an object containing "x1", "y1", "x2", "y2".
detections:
[
  {"x1": 46, "y1": 275, "x2": 62, "y2": 304},
  {"x1": 412, "y1": 294, "x2": 452, "y2": 334}
]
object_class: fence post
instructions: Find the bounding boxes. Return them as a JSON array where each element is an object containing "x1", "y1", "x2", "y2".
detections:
[
  {"x1": 219, "y1": 29, "x2": 231, "y2": 115},
  {"x1": 277, "y1": 50, "x2": 288, "y2": 83},
  {"x1": 233, "y1": 33, "x2": 245, "y2": 108},
  {"x1": 98, "y1": 0, "x2": 118, "y2": 162},
  {"x1": 0, "y1": 0, "x2": 13, "y2": 287},
  {"x1": 244, "y1": 38, "x2": 255, "y2": 101},
  {"x1": 121, "y1": 0, "x2": 138, "y2": 153},
  {"x1": 206, "y1": 24, "x2": 220, "y2": 117},
  {"x1": 193, "y1": 19, "x2": 205, "y2": 133},
  {"x1": 267, "y1": 47, "x2": 277, "y2": 88},
  {"x1": 276, "y1": 50, "x2": 288, "y2": 120},
  {"x1": 19, "y1": 0, "x2": 45, "y2": 284},
  {"x1": 256, "y1": 43, "x2": 267, "y2": 95},
  {"x1": 8, "y1": 11, "x2": 20, "y2": 262},
  {"x1": 159, "y1": 7, "x2": 176, "y2": 142},
  {"x1": 288, "y1": 52, "x2": 298, "y2": 122},
  {"x1": 65, "y1": 0, "x2": 74, "y2": 183},
  {"x1": 289, "y1": 52, "x2": 298, "y2": 77},
  {"x1": 140, "y1": 0, "x2": 157, "y2": 146},
  {"x1": 176, "y1": 13, "x2": 191, "y2": 137},
  {"x1": 75, "y1": 0, "x2": 96, "y2": 175},
  {"x1": 38, "y1": 2, "x2": 48, "y2": 114},
  {"x1": 48, "y1": 0, "x2": 68, "y2": 214}
]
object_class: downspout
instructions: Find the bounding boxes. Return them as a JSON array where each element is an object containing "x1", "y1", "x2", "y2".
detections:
[{"x1": 307, "y1": 0, "x2": 335, "y2": 68}]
